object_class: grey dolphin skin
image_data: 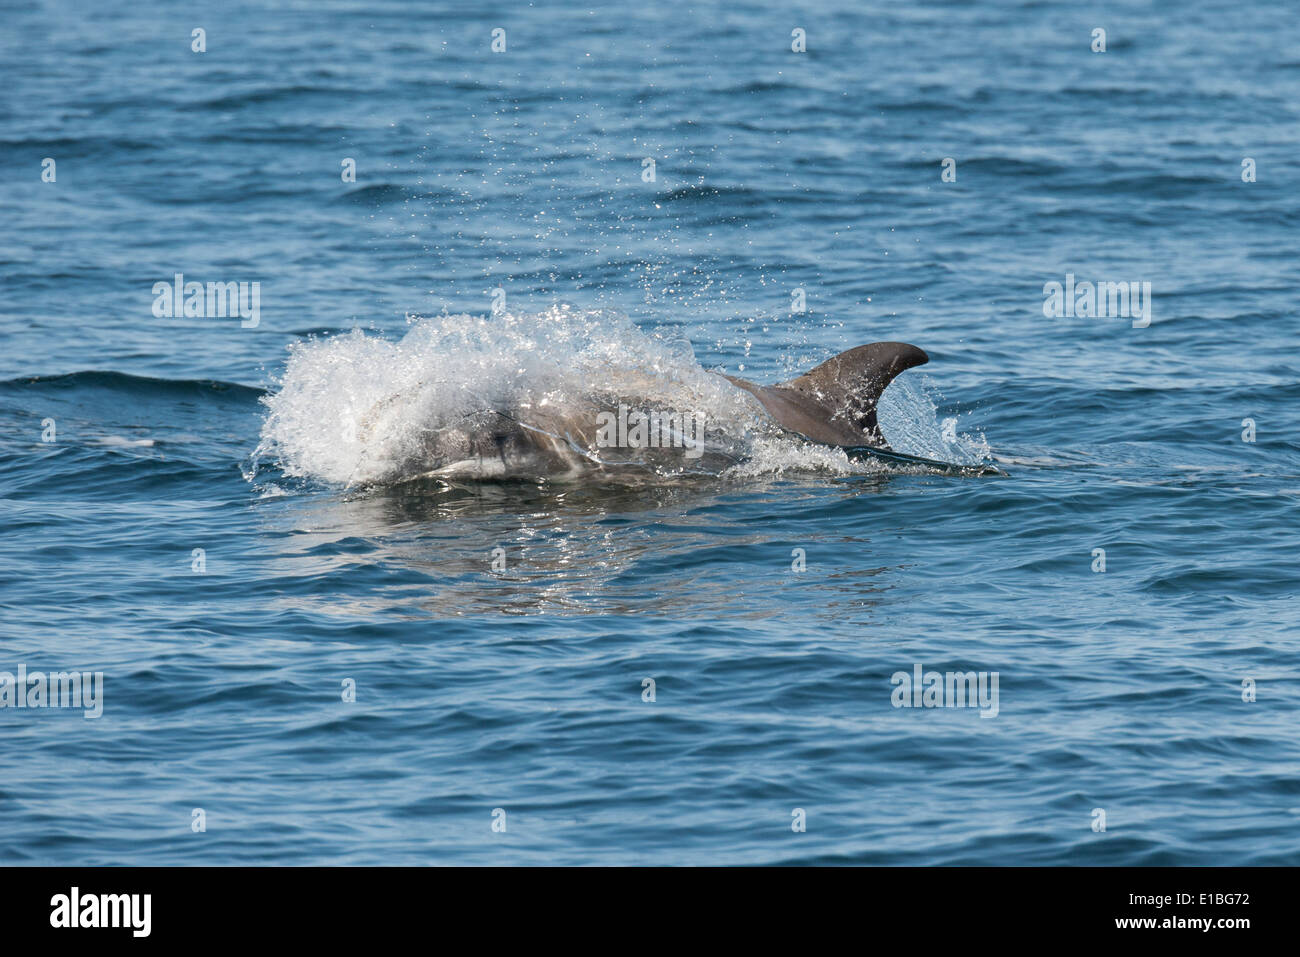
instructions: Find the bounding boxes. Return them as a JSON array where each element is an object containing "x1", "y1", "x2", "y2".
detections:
[
  {"x1": 721, "y1": 341, "x2": 929, "y2": 451},
  {"x1": 360, "y1": 339, "x2": 1001, "y2": 481}
]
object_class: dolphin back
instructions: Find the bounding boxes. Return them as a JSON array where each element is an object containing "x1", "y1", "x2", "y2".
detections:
[{"x1": 722, "y1": 341, "x2": 929, "y2": 449}]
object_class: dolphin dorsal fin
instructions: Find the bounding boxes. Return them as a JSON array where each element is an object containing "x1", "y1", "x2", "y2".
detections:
[
  {"x1": 723, "y1": 342, "x2": 928, "y2": 449},
  {"x1": 779, "y1": 342, "x2": 929, "y2": 447}
]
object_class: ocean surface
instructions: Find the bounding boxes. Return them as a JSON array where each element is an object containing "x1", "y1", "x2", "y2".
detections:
[{"x1": 2, "y1": 0, "x2": 1298, "y2": 865}]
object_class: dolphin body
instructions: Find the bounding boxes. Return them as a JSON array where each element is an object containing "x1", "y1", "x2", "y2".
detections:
[{"x1": 356, "y1": 341, "x2": 945, "y2": 483}]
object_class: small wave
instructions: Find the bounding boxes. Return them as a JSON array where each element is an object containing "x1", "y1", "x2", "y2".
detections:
[
  {"x1": 333, "y1": 183, "x2": 423, "y2": 206},
  {"x1": 660, "y1": 184, "x2": 761, "y2": 203},
  {"x1": 0, "y1": 370, "x2": 264, "y2": 401},
  {"x1": 194, "y1": 84, "x2": 356, "y2": 112}
]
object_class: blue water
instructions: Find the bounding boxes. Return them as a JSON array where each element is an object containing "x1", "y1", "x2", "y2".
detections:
[{"x1": 2, "y1": 0, "x2": 1298, "y2": 865}]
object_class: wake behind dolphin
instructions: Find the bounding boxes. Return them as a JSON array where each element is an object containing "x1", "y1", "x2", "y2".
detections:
[{"x1": 255, "y1": 307, "x2": 994, "y2": 486}]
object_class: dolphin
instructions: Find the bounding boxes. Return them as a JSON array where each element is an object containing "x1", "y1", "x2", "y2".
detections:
[{"x1": 353, "y1": 341, "x2": 973, "y2": 482}]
